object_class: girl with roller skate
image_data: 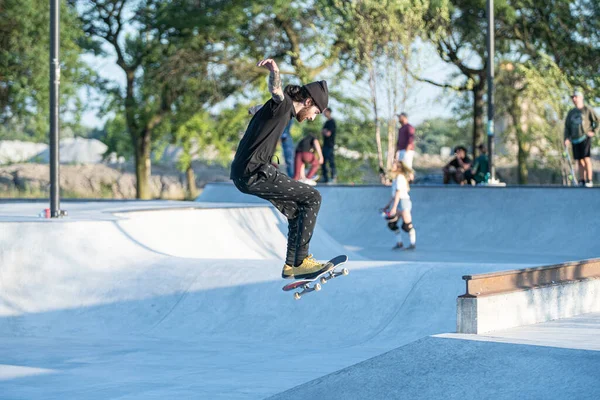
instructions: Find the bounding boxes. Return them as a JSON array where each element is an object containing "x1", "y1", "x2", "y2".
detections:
[{"x1": 381, "y1": 160, "x2": 416, "y2": 250}]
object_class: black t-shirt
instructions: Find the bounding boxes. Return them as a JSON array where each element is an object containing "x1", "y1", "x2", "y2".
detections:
[
  {"x1": 322, "y1": 118, "x2": 336, "y2": 148},
  {"x1": 449, "y1": 156, "x2": 472, "y2": 169},
  {"x1": 296, "y1": 135, "x2": 316, "y2": 153},
  {"x1": 230, "y1": 95, "x2": 296, "y2": 178}
]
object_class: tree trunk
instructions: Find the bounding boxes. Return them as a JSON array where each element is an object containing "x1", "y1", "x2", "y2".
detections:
[
  {"x1": 387, "y1": 119, "x2": 396, "y2": 170},
  {"x1": 135, "y1": 131, "x2": 152, "y2": 199},
  {"x1": 472, "y1": 80, "x2": 486, "y2": 157},
  {"x1": 510, "y1": 102, "x2": 528, "y2": 185},
  {"x1": 186, "y1": 164, "x2": 198, "y2": 200},
  {"x1": 375, "y1": 121, "x2": 383, "y2": 170},
  {"x1": 517, "y1": 139, "x2": 529, "y2": 184},
  {"x1": 515, "y1": 111, "x2": 529, "y2": 184},
  {"x1": 368, "y1": 64, "x2": 384, "y2": 171},
  {"x1": 386, "y1": 47, "x2": 399, "y2": 171},
  {"x1": 123, "y1": 70, "x2": 149, "y2": 199}
]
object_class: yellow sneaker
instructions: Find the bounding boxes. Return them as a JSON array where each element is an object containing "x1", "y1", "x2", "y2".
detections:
[
  {"x1": 281, "y1": 263, "x2": 295, "y2": 279},
  {"x1": 293, "y1": 255, "x2": 329, "y2": 279},
  {"x1": 282, "y1": 255, "x2": 328, "y2": 280}
]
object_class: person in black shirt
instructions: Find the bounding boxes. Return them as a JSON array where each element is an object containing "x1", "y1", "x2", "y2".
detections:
[
  {"x1": 293, "y1": 134, "x2": 323, "y2": 184},
  {"x1": 231, "y1": 58, "x2": 330, "y2": 279},
  {"x1": 443, "y1": 146, "x2": 472, "y2": 185},
  {"x1": 321, "y1": 108, "x2": 337, "y2": 183},
  {"x1": 248, "y1": 105, "x2": 295, "y2": 177}
]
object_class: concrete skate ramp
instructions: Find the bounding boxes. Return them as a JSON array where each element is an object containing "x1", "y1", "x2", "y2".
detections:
[
  {"x1": 0, "y1": 202, "x2": 465, "y2": 398},
  {"x1": 113, "y1": 207, "x2": 351, "y2": 260},
  {"x1": 0, "y1": 206, "x2": 491, "y2": 399},
  {"x1": 200, "y1": 183, "x2": 600, "y2": 263},
  {"x1": 268, "y1": 321, "x2": 600, "y2": 400},
  {"x1": 1, "y1": 184, "x2": 599, "y2": 399}
]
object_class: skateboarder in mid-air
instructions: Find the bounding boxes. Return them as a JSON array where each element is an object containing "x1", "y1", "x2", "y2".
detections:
[{"x1": 231, "y1": 58, "x2": 330, "y2": 279}]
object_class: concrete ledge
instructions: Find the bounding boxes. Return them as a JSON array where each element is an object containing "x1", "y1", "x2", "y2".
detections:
[
  {"x1": 457, "y1": 259, "x2": 600, "y2": 334},
  {"x1": 458, "y1": 278, "x2": 600, "y2": 333}
]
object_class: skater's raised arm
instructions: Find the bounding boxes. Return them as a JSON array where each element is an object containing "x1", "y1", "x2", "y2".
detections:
[{"x1": 257, "y1": 58, "x2": 284, "y2": 104}]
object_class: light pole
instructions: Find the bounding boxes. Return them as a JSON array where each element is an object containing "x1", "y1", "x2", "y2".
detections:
[
  {"x1": 486, "y1": 0, "x2": 495, "y2": 182},
  {"x1": 50, "y1": 0, "x2": 64, "y2": 217}
]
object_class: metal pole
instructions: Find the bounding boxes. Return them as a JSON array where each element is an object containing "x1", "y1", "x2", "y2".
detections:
[
  {"x1": 50, "y1": 0, "x2": 61, "y2": 217},
  {"x1": 486, "y1": 0, "x2": 495, "y2": 182}
]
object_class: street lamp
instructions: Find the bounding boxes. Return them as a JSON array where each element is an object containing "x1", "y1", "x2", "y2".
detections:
[
  {"x1": 50, "y1": 0, "x2": 66, "y2": 217},
  {"x1": 486, "y1": 0, "x2": 495, "y2": 182}
]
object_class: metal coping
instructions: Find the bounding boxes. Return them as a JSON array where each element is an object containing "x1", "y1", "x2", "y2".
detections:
[
  {"x1": 460, "y1": 258, "x2": 600, "y2": 297},
  {"x1": 1, "y1": 184, "x2": 598, "y2": 205},
  {"x1": 0, "y1": 203, "x2": 272, "y2": 223},
  {"x1": 204, "y1": 182, "x2": 599, "y2": 189}
]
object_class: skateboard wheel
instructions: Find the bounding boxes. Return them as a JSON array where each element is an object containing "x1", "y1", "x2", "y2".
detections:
[
  {"x1": 314, "y1": 283, "x2": 321, "y2": 291},
  {"x1": 342, "y1": 268, "x2": 349, "y2": 275},
  {"x1": 294, "y1": 292, "x2": 301, "y2": 300},
  {"x1": 320, "y1": 277, "x2": 327, "y2": 284}
]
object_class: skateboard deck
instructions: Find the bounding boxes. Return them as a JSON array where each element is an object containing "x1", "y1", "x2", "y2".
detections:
[{"x1": 282, "y1": 255, "x2": 349, "y2": 300}]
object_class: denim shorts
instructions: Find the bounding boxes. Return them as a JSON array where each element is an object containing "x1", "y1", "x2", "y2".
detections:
[{"x1": 399, "y1": 198, "x2": 412, "y2": 212}]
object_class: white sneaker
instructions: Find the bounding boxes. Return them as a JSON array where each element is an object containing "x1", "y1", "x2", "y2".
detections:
[
  {"x1": 585, "y1": 181, "x2": 593, "y2": 188},
  {"x1": 299, "y1": 178, "x2": 317, "y2": 186}
]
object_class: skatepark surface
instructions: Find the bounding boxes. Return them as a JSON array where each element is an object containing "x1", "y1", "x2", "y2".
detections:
[{"x1": 0, "y1": 185, "x2": 599, "y2": 399}]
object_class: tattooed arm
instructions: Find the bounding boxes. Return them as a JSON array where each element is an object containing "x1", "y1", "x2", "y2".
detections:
[{"x1": 257, "y1": 58, "x2": 284, "y2": 103}]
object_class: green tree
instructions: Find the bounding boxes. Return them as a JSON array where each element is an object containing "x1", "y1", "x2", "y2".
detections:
[
  {"x1": 415, "y1": 117, "x2": 469, "y2": 155},
  {"x1": 495, "y1": 57, "x2": 571, "y2": 184},
  {"x1": 74, "y1": 0, "x2": 250, "y2": 198},
  {"x1": 421, "y1": 0, "x2": 600, "y2": 159},
  {"x1": 420, "y1": 0, "x2": 508, "y2": 156},
  {"x1": 508, "y1": 0, "x2": 600, "y2": 102},
  {"x1": 239, "y1": 0, "x2": 340, "y2": 83},
  {"x1": 335, "y1": 116, "x2": 379, "y2": 183},
  {"x1": 165, "y1": 106, "x2": 248, "y2": 199},
  {"x1": 100, "y1": 113, "x2": 132, "y2": 161},
  {"x1": 0, "y1": 0, "x2": 88, "y2": 140},
  {"x1": 325, "y1": 0, "x2": 430, "y2": 174}
]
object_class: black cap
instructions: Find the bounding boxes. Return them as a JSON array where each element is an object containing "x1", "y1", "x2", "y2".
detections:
[{"x1": 303, "y1": 80, "x2": 329, "y2": 112}]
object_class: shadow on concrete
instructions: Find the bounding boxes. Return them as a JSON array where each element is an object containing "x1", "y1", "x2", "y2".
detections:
[{"x1": 267, "y1": 336, "x2": 600, "y2": 400}]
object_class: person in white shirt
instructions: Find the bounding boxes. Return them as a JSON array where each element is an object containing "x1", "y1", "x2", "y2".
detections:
[{"x1": 381, "y1": 160, "x2": 416, "y2": 250}]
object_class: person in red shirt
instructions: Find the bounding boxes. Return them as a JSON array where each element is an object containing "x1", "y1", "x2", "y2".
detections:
[
  {"x1": 396, "y1": 112, "x2": 415, "y2": 168},
  {"x1": 292, "y1": 134, "x2": 323, "y2": 185}
]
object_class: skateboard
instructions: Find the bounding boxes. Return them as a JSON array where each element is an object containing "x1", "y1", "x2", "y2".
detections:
[
  {"x1": 563, "y1": 145, "x2": 578, "y2": 186},
  {"x1": 282, "y1": 255, "x2": 349, "y2": 300}
]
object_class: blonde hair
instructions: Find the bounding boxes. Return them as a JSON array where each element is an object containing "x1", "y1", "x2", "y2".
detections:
[{"x1": 388, "y1": 161, "x2": 414, "y2": 186}]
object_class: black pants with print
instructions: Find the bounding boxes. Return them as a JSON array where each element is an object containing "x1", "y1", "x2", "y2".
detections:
[{"x1": 232, "y1": 164, "x2": 322, "y2": 266}]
